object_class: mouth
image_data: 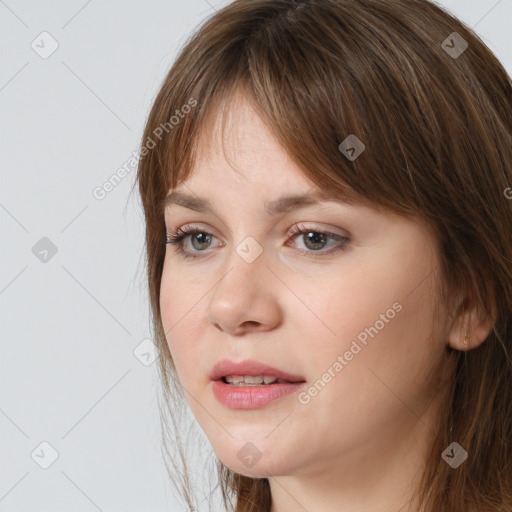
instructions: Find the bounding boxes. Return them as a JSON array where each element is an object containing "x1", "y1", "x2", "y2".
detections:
[
  {"x1": 210, "y1": 359, "x2": 307, "y2": 409},
  {"x1": 210, "y1": 358, "x2": 306, "y2": 385},
  {"x1": 220, "y1": 375, "x2": 298, "y2": 386}
]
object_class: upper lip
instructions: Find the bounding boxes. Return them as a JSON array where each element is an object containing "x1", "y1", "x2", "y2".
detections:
[{"x1": 210, "y1": 359, "x2": 306, "y2": 383}]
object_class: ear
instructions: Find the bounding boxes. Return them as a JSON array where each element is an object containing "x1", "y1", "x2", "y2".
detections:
[{"x1": 446, "y1": 292, "x2": 496, "y2": 351}]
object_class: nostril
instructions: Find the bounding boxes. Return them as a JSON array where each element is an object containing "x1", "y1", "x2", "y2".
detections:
[{"x1": 242, "y1": 321, "x2": 259, "y2": 328}]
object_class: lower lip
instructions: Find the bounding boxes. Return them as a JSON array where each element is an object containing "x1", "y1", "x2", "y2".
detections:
[{"x1": 212, "y1": 380, "x2": 307, "y2": 409}]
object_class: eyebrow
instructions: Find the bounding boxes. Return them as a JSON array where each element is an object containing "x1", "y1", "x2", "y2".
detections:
[{"x1": 163, "y1": 190, "x2": 354, "y2": 216}]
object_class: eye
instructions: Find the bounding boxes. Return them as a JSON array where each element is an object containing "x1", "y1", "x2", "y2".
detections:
[
  {"x1": 286, "y1": 223, "x2": 349, "y2": 256},
  {"x1": 165, "y1": 224, "x2": 223, "y2": 259},
  {"x1": 165, "y1": 223, "x2": 350, "y2": 260}
]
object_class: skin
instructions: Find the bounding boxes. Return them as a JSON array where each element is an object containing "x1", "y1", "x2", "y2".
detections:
[{"x1": 159, "y1": 91, "x2": 494, "y2": 512}]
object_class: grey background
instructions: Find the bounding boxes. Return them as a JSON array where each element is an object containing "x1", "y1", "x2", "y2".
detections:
[{"x1": 1, "y1": 1, "x2": 511, "y2": 511}]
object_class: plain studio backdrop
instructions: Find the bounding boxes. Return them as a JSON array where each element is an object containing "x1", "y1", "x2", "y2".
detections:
[{"x1": 0, "y1": 1, "x2": 511, "y2": 511}]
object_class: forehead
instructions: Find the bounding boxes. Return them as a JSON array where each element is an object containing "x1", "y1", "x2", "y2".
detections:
[
  {"x1": 170, "y1": 88, "x2": 370, "y2": 211},
  {"x1": 193, "y1": 88, "x2": 285, "y2": 161}
]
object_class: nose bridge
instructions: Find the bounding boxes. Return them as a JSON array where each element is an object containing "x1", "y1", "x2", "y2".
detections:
[
  {"x1": 222, "y1": 234, "x2": 269, "y2": 292},
  {"x1": 207, "y1": 235, "x2": 280, "y2": 333},
  {"x1": 219, "y1": 210, "x2": 270, "y2": 271}
]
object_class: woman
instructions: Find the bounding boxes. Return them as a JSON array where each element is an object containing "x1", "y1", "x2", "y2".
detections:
[{"x1": 134, "y1": 0, "x2": 512, "y2": 510}]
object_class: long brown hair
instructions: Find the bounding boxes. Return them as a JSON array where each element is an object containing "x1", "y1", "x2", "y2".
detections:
[{"x1": 134, "y1": 1, "x2": 512, "y2": 510}]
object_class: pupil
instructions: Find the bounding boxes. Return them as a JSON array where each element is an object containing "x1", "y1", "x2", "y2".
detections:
[
  {"x1": 304, "y1": 232, "x2": 326, "y2": 250},
  {"x1": 192, "y1": 233, "x2": 211, "y2": 250}
]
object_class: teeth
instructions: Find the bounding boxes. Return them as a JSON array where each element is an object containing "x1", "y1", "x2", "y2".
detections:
[{"x1": 224, "y1": 375, "x2": 286, "y2": 385}]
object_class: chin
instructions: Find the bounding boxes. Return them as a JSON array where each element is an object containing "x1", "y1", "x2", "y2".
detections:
[
  {"x1": 220, "y1": 455, "x2": 284, "y2": 478},
  {"x1": 211, "y1": 437, "x2": 299, "y2": 479}
]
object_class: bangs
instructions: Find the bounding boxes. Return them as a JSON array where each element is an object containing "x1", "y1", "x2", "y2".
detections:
[{"x1": 151, "y1": 1, "x2": 456, "y2": 221}]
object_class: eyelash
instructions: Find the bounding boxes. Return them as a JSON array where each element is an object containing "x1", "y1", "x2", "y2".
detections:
[{"x1": 165, "y1": 223, "x2": 350, "y2": 260}]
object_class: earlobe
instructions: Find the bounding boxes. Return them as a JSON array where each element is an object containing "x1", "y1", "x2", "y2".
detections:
[{"x1": 447, "y1": 295, "x2": 496, "y2": 351}]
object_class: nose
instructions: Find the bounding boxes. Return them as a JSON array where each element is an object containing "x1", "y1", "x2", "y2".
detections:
[{"x1": 207, "y1": 242, "x2": 283, "y2": 336}]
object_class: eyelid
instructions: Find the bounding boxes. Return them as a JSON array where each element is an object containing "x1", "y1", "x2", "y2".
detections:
[{"x1": 287, "y1": 222, "x2": 349, "y2": 239}]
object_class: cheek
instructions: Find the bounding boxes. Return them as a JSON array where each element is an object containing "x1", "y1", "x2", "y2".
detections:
[
  {"x1": 290, "y1": 266, "x2": 403, "y2": 356},
  {"x1": 160, "y1": 257, "x2": 204, "y2": 330},
  {"x1": 293, "y1": 247, "x2": 441, "y2": 387},
  {"x1": 289, "y1": 285, "x2": 441, "y2": 452},
  {"x1": 159, "y1": 264, "x2": 205, "y2": 384}
]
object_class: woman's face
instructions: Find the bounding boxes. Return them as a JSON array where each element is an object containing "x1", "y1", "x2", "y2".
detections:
[{"x1": 160, "y1": 95, "x2": 452, "y2": 480}]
